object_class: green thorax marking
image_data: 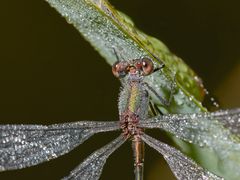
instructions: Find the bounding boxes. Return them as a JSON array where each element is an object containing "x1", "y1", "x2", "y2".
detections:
[{"x1": 128, "y1": 82, "x2": 142, "y2": 113}]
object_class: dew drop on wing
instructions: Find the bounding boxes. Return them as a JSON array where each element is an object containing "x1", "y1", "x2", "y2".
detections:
[
  {"x1": 0, "y1": 121, "x2": 119, "y2": 171},
  {"x1": 141, "y1": 133, "x2": 223, "y2": 180},
  {"x1": 139, "y1": 109, "x2": 240, "y2": 150},
  {"x1": 62, "y1": 135, "x2": 126, "y2": 180}
]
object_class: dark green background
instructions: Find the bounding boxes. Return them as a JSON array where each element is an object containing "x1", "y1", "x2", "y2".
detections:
[{"x1": 0, "y1": 0, "x2": 239, "y2": 179}]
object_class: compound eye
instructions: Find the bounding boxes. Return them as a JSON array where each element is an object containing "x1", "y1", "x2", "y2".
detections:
[
  {"x1": 112, "y1": 61, "x2": 129, "y2": 78},
  {"x1": 141, "y1": 58, "x2": 154, "y2": 76}
]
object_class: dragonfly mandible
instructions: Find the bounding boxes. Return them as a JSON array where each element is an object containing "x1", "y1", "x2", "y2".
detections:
[{"x1": 0, "y1": 53, "x2": 239, "y2": 180}]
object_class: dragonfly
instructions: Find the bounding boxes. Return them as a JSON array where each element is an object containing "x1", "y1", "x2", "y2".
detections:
[{"x1": 0, "y1": 53, "x2": 239, "y2": 180}]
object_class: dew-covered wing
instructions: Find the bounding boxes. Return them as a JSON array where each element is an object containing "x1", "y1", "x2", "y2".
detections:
[
  {"x1": 0, "y1": 121, "x2": 119, "y2": 171},
  {"x1": 209, "y1": 108, "x2": 240, "y2": 135},
  {"x1": 139, "y1": 109, "x2": 240, "y2": 148},
  {"x1": 141, "y1": 133, "x2": 223, "y2": 180},
  {"x1": 63, "y1": 135, "x2": 126, "y2": 180}
]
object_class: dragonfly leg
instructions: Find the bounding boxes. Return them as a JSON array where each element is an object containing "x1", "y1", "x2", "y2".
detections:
[
  {"x1": 149, "y1": 100, "x2": 157, "y2": 116},
  {"x1": 144, "y1": 79, "x2": 176, "y2": 106},
  {"x1": 149, "y1": 100, "x2": 164, "y2": 116}
]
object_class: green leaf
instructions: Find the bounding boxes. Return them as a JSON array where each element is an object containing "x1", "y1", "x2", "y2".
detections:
[
  {"x1": 45, "y1": 0, "x2": 205, "y2": 113},
  {"x1": 44, "y1": 0, "x2": 240, "y2": 179}
]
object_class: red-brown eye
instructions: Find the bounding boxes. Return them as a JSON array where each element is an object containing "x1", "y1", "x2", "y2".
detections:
[
  {"x1": 112, "y1": 61, "x2": 129, "y2": 78},
  {"x1": 141, "y1": 58, "x2": 154, "y2": 75}
]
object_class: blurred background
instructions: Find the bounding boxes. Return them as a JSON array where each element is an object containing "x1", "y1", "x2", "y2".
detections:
[{"x1": 0, "y1": 0, "x2": 239, "y2": 179}]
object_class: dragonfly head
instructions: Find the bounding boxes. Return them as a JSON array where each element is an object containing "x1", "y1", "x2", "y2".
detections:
[{"x1": 112, "y1": 58, "x2": 154, "y2": 79}]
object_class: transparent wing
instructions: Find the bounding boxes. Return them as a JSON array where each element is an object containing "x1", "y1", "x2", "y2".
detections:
[
  {"x1": 0, "y1": 121, "x2": 119, "y2": 171},
  {"x1": 210, "y1": 109, "x2": 240, "y2": 135},
  {"x1": 139, "y1": 109, "x2": 240, "y2": 148},
  {"x1": 141, "y1": 133, "x2": 223, "y2": 180},
  {"x1": 63, "y1": 135, "x2": 126, "y2": 180}
]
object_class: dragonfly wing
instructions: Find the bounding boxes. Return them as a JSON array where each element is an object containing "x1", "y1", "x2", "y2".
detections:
[
  {"x1": 209, "y1": 108, "x2": 240, "y2": 135},
  {"x1": 0, "y1": 121, "x2": 119, "y2": 171},
  {"x1": 139, "y1": 108, "x2": 240, "y2": 147},
  {"x1": 62, "y1": 135, "x2": 126, "y2": 180},
  {"x1": 141, "y1": 133, "x2": 223, "y2": 180}
]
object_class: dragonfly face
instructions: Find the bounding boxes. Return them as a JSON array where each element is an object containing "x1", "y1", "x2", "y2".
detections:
[{"x1": 112, "y1": 58, "x2": 154, "y2": 81}]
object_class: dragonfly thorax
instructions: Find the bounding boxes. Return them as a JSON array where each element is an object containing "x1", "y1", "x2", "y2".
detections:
[{"x1": 118, "y1": 81, "x2": 150, "y2": 138}]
